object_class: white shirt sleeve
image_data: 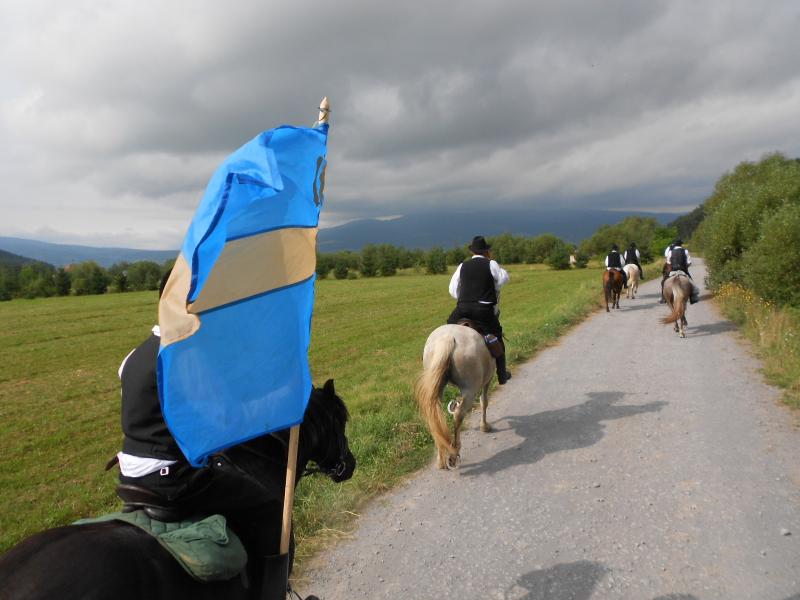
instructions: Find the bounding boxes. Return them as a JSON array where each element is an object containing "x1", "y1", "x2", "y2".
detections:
[
  {"x1": 604, "y1": 255, "x2": 610, "y2": 267},
  {"x1": 489, "y1": 260, "x2": 509, "y2": 291},
  {"x1": 685, "y1": 250, "x2": 692, "y2": 266},
  {"x1": 636, "y1": 249, "x2": 640, "y2": 260},
  {"x1": 448, "y1": 264, "x2": 462, "y2": 300},
  {"x1": 664, "y1": 246, "x2": 671, "y2": 258}
]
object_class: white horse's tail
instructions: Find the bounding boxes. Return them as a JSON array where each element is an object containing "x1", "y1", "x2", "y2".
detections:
[
  {"x1": 414, "y1": 334, "x2": 457, "y2": 456},
  {"x1": 661, "y1": 277, "x2": 688, "y2": 324}
]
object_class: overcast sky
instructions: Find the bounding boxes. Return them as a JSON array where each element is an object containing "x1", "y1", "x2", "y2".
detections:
[{"x1": 1, "y1": 1, "x2": 799, "y2": 249}]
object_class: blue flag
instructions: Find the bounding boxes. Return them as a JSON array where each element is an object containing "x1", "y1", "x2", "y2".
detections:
[{"x1": 157, "y1": 123, "x2": 328, "y2": 466}]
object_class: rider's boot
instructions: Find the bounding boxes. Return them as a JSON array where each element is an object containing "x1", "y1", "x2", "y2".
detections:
[{"x1": 496, "y1": 352, "x2": 511, "y2": 385}]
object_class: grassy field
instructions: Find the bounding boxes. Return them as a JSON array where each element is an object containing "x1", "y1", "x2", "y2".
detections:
[{"x1": 0, "y1": 264, "x2": 608, "y2": 559}]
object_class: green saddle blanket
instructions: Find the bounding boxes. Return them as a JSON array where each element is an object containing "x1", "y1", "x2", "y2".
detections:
[{"x1": 75, "y1": 511, "x2": 247, "y2": 582}]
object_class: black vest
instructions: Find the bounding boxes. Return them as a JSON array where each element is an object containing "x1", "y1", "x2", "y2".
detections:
[
  {"x1": 458, "y1": 257, "x2": 497, "y2": 304},
  {"x1": 120, "y1": 333, "x2": 182, "y2": 460},
  {"x1": 670, "y1": 247, "x2": 688, "y2": 272},
  {"x1": 607, "y1": 251, "x2": 623, "y2": 269},
  {"x1": 625, "y1": 249, "x2": 640, "y2": 265}
]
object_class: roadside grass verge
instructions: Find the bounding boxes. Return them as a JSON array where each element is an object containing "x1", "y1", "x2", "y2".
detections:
[
  {"x1": 0, "y1": 264, "x2": 605, "y2": 558},
  {"x1": 713, "y1": 283, "x2": 800, "y2": 410}
]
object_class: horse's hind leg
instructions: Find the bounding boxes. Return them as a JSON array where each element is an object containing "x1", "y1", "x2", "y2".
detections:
[
  {"x1": 479, "y1": 384, "x2": 491, "y2": 433},
  {"x1": 450, "y1": 393, "x2": 478, "y2": 468}
]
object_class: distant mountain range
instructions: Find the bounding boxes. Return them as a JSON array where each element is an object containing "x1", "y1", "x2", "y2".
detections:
[
  {"x1": 317, "y1": 208, "x2": 683, "y2": 252},
  {"x1": 0, "y1": 237, "x2": 177, "y2": 268},
  {"x1": 0, "y1": 208, "x2": 685, "y2": 266}
]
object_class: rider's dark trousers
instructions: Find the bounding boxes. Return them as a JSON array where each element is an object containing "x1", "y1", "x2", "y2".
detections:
[
  {"x1": 446, "y1": 302, "x2": 508, "y2": 376},
  {"x1": 119, "y1": 457, "x2": 281, "y2": 555}
]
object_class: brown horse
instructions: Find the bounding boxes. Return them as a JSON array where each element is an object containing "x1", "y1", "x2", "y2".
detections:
[
  {"x1": 661, "y1": 274, "x2": 692, "y2": 337},
  {"x1": 603, "y1": 270, "x2": 623, "y2": 312}
]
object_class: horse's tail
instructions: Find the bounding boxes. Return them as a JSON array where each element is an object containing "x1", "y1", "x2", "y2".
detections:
[
  {"x1": 414, "y1": 334, "x2": 457, "y2": 455},
  {"x1": 660, "y1": 280, "x2": 686, "y2": 324}
]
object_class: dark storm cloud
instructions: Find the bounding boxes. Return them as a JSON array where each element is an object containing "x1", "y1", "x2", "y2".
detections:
[{"x1": 1, "y1": 0, "x2": 799, "y2": 247}]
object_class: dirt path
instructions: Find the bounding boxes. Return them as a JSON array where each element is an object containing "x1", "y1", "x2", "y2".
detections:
[{"x1": 300, "y1": 261, "x2": 799, "y2": 600}]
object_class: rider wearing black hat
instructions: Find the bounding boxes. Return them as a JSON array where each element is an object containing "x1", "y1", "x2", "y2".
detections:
[
  {"x1": 604, "y1": 243, "x2": 628, "y2": 288},
  {"x1": 446, "y1": 236, "x2": 512, "y2": 384}
]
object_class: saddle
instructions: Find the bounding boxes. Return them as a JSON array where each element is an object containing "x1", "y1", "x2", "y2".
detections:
[
  {"x1": 456, "y1": 319, "x2": 503, "y2": 358},
  {"x1": 117, "y1": 483, "x2": 192, "y2": 522}
]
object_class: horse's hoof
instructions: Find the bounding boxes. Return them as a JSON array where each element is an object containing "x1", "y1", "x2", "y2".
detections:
[
  {"x1": 446, "y1": 454, "x2": 461, "y2": 470},
  {"x1": 480, "y1": 422, "x2": 492, "y2": 433},
  {"x1": 680, "y1": 332, "x2": 686, "y2": 338}
]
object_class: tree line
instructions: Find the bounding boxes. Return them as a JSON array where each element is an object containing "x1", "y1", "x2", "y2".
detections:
[
  {"x1": 0, "y1": 259, "x2": 175, "y2": 301},
  {"x1": 693, "y1": 152, "x2": 800, "y2": 307},
  {"x1": 1, "y1": 214, "x2": 685, "y2": 300}
]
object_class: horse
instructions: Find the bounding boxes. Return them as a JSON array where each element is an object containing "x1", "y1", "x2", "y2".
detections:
[
  {"x1": 414, "y1": 324, "x2": 495, "y2": 470},
  {"x1": 623, "y1": 264, "x2": 640, "y2": 299},
  {"x1": 0, "y1": 380, "x2": 355, "y2": 600},
  {"x1": 661, "y1": 274, "x2": 691, "y2": 337},
  {"x1": 602, "y1": 269, "x2": 623, "y2": 312}
]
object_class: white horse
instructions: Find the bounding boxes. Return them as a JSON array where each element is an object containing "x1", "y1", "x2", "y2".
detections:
[
  {"x1": 661, "y1": 274, "x2": 691, "y2": 337},
  {"x1": 624, "y1": 264, "x2": 640, "y2": 299},
  {"x1": 414, "y1": 324, "x2": 495, "y2": 470}
]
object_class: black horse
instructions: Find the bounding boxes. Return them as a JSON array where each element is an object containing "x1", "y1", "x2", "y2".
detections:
[{"x1": 0, "y1": 380, "x2": 355, "y2": 600}]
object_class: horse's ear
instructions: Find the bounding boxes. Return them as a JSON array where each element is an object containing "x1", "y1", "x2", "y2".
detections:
[{"x1": 323, "y1": 379, "x2": 335, "y2": 396}]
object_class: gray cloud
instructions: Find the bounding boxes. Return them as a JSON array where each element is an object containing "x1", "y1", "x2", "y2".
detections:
[{"x1": 1, "y1": 0, "x2": 799, "y2": 248}]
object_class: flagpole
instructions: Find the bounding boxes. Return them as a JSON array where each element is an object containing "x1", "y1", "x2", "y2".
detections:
[{"x1": 278, "y1": 96, "x2": 330, "y2": 559}]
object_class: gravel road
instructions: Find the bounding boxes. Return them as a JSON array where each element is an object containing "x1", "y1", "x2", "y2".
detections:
[{"x1": 300, "y1": 260, "x2": 799, "y2": 600}]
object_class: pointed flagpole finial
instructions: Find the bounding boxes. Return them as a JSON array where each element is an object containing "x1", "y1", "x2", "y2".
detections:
[{"x1": 317, "y1": 97, "x2": 330, "y2": 126}]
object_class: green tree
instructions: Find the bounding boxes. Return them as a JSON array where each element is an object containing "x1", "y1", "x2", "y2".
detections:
[
  {"x1": 376, "y1": 244, "x2": 399, "y2": 277},
  {"x1": 525, "y1": 234, "x2": 563, "y2": 263},
  {"x1": 71, "y1": 261, "x2": 109, "y2": 295},
  {"x1": 702, "y1": 153, "x2": 800, "y2": 287},
  {"x1": 316, "y1": 254, "x2": 334, "y2": 279},
  {"x1": 446, "y1": 246, "x2": 467, "y2": 265},
  {"x1": 18, "y1": 263, "x2": 56, "y2": 298},
  {"x1": 545, "y1": 241, "x2": 571, "y2": 270},
  {"x1": 333, "y1": 256, "x2": 349, "y2": 279},
  {"x1": 127, "y1": 261, "x2": 163, "y2": 291},
  {"x1": 741, "y1": 203, "x2": 800, "y2": 307},
  {"x1": 425, "y1": 247, "x2": 447, "y2": 274},
  {"x1": 0, "y1": 266, "x2": 16, "y2": 300},
  {"x1": 359, "y1": 245, "x2": 379, "y2": 277},
  {"x1": 54, "y1": 268, "x2": 72, "y2": 296}
]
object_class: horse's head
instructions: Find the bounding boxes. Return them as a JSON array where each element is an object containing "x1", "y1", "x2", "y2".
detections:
[{"x1": 301, "y1": 379, "x2": 356, "y2": 483}]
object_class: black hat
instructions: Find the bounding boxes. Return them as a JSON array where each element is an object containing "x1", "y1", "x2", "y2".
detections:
[
  {"x1": 674, "y1": 238, "x2": 683, "y2": 246},
  {"x1": 468, "y1": 236, "x2": 491, "y2": 253},
  {"x1": 611, "y1": 243, "x2": 619, "y2": 251},
  {"x1": 629, "y1": 242, "x2": 637, "y2": 248}
]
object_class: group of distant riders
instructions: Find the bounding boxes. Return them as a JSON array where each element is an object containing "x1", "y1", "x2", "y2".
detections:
[{"x1": 603, "y1": 238, "x2": 700, "y2": 304}]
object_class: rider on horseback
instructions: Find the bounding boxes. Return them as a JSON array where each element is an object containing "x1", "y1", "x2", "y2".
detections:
[
  {"x1": 623, "y1": 242, "x2": 643, "y2": 279},
  {"x1": 659, "y1": 240, "x2": 677, "y2": 303},
  {"x1": 666, "y1": 239, "x2": 700, "y2": 304},
  {"x1": 605, "y1": 244, "x2": 628, "y2": 288},
  {"x1": 113, "y1": 270, "x2": 279, "y2": 556},
  {"x1": 446, "y1": 236, "x2": 512, "y2": 385}
]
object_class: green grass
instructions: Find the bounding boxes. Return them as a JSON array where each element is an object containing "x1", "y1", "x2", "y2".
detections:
[
  {"x1": 0, "y1": 265, "x2": 605, "y2": 558},
  {"x1": 713, "y1": 282, "x2": 800, "y2": 410}
]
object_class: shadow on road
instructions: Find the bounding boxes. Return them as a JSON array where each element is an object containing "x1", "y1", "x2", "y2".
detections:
[
  {"x1": 460, "y1": 391, "x2": 667, "y2": 477},
  {"x1": 688, "y1": 320, "x2": 738, "y2": 337},
  {"x1": 653, "y1": 595, "x2": 700, "y2": 600},
  {"x1": 504, "y1": 561, "x2": 608, "y2": 600}
]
